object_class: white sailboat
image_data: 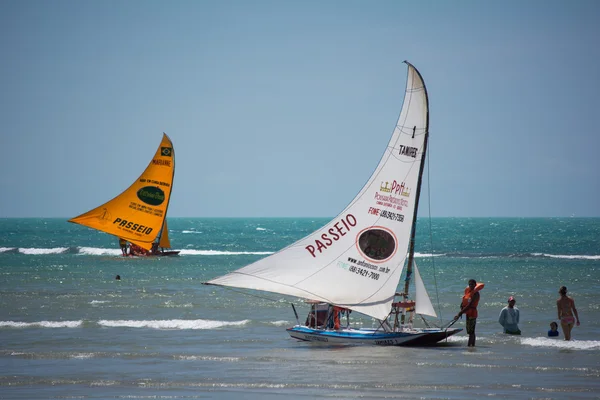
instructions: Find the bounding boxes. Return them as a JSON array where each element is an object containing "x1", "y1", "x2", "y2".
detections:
[{"x1": 206, "y1": 62, "x2": 461, "y2": 346}]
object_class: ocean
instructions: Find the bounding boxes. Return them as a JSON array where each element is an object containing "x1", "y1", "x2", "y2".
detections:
[{"x1": 1, "y1": 217, "x2": 599, "y2": 399}]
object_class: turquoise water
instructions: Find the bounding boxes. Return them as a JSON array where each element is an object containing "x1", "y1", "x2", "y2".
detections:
[{"x1": 1, "y1": 217, "x2": 599, "y2": 399}]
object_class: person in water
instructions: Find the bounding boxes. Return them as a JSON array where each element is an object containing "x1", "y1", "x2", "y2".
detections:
[
  {"x1": 548, "y1": 321, "x2": 559, "y2": 337},
  {"x1": 557, "y1": 286, "x2": 580, "y2": 340},
  {"x1": 498, "y1": 296, "x2": 521, "y2": 335},
  {"x1": 455, "y1": 279, "x2": 483, "y2": 347},
  {"x1": 119, "y1": 238, "x2": 128, "y2": 256}
]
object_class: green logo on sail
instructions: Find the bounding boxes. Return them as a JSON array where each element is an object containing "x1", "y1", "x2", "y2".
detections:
[{"x1": 137, "y1": 186, "x2": 165, "y2": 206}]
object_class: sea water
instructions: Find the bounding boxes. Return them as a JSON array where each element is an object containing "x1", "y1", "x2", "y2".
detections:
[{"x1": 0, "y1": 217, "x2": 599, "y2": 399}]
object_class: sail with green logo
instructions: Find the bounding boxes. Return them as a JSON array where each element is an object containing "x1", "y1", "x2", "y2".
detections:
[{"x1": 69, "y1": 133, "x2": 179, "y2": 256}]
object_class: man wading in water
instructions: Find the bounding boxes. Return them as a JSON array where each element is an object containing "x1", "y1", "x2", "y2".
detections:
[{"x1": 455, "y1": 279, "x2": 484, "y2": 347}]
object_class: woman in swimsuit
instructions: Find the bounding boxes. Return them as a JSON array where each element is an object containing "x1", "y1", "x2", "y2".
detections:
[{"x1": 556, "y1": 286, "x2": 580, "y2": 341}]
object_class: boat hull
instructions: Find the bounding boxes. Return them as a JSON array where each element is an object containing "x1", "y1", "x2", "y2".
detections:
[
  {"x1": 125, "y1": 251, "x2": 180, "y2": 257},
  {"x1": 156, "y1": 251, "x2": 180, "y2": 257},
  {"x1": 286, "y1": 325, "x2": 462, "y2": 346}
]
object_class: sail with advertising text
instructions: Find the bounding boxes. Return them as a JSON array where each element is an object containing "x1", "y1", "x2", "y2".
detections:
[
  {"x1": 69, "y1": 133, "x2": 176, "y2": 252},
  {"x1": 207, "y1": 63, "x2": 428, "y2": 321}
]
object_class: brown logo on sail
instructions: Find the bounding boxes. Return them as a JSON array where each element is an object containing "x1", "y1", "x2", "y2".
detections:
[
  {"x1": 95, "y1": 208, "x2": 112, "y2": 225},
  {"x1": 357, "y1": 227, "x2": 397, "y2": 262}
]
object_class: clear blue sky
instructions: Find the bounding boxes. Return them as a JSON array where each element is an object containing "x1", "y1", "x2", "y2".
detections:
[{"x1": 1, "y1": 0, "x2": 599, "y2": 218}]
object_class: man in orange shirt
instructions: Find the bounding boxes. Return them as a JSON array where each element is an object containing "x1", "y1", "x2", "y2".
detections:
[{"x1": 455, "y1": 279, "x2": 483, "y2": 347}]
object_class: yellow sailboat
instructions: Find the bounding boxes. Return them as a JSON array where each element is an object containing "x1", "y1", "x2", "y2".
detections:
[{"x1": 69, "y1": 133, "x2": 179, "y2": 256}]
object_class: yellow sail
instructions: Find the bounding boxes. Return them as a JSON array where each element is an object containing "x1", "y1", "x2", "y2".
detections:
[
  {"x1": 69, "y1": 133, "x2": 175, "y2": 251},
  {"x1": 158, "y1": 219, "x2": 171, "y2": 249}
]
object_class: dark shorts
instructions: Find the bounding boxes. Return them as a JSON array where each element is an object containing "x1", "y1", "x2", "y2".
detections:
[{"x1": 466, "y1": 317, "x2": 477, "y2": 334}]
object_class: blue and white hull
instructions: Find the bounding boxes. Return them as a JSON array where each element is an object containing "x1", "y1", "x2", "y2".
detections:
[{"x1": 287, "y1": 325, "x2": 462, "y2": 346}]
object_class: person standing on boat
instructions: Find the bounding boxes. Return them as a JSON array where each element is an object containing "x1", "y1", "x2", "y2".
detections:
[
  {"x1": 119, "y1": 238, "x2": 128, "y2": 256},
  {"x1": 454, "y1": 279, "x2": 484, "y2": 347},
  {"x1": 498, "y1": 296, "x2": 521, "y2": 335},
  {"x1": 557, "y1": 286, "x2": 580, "y2": 340}
]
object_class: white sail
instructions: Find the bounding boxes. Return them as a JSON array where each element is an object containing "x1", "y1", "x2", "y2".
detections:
[
  {"x1": 413, "y1": 261, "x2": 437, "y2": 318},
  {"x1": 207, "y1": 62, "x2": 429, "y2": 321}
]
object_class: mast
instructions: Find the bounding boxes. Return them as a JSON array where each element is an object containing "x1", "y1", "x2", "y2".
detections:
[{"x1": 402, "y1": 61, "x2": 430, "y2": 305}]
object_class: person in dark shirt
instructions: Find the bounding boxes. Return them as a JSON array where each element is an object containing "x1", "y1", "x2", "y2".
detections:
[{"x1": 548, "y1": 321, "x2": 559, "y2": 337}]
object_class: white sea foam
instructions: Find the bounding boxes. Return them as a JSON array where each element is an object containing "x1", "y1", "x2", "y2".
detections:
[
  {"x1": 97, "y1": 319, "x2": 250, "y2": 330},
  {"x1": 442, "y1": 335, "x2": 467, "y2": 343},
  {"x1": 177, "y1": 249, "x2": 273, "y2": 256},
  {"x1": 0, "y1": 247, "x2": 14, "y2": 253},
  {"x1": 256, "y1": 227, "x2": 267, "y2": 231},
  {"x1": 531, "y1": 253, "x2": 600, "y2": 260},
  {"x1": 521, "y1": 337, "x2": 600, "y2": 350},
  {"x1": 182, "y1": 230, "x2": 202, "y2": 234},
  {"x1": 90, "y1": 300, "x2": 110, "y2": 305},
  {"x1": 162, "y1": 300, "x2": 193, "y2": 308},
  {"x1": 90, "y1": 380, "x2": 118, "y2": 387},
  {"x1": 71, "y1": 353, "x2": 95, "y2": 359},
  {"x1": 0, "y1": 320, "x2": 83, "y2": 328},
  {"x1": 269, "y1": 320, "x2": 290, "y2": 326},
  {"x1": 78, "y1": 247, "x2": 122, "y2": 256},
  {"x1": 18, "y1": 247, "x2": 69, "y2": 255},
  {"x1": 414, "y1": 252, "x2": 444, "y2": 257},
  {"x1": 175, "y1": 355, "x2": 241, "y2": 362}
]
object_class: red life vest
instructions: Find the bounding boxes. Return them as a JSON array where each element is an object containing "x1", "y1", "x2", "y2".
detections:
[
  {"x1": 461, "y1": 283, "x2": 484, "y2": 318},
  {"x1": 332, "y1": 306, "x2": 343, "y2": 330}
]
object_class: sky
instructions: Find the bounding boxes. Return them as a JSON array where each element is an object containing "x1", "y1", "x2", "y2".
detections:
[{"x1": 1, "y1": 0, "x2": 599, "y2": 218}]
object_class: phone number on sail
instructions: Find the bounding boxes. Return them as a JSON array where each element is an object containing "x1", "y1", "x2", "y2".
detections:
[{"x1": 348, "y1": 265, "x2": 379, "y2": 280}]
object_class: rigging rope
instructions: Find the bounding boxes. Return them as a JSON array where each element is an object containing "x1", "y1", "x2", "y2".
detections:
[
  {"x1": 212, "y1": 285, "x2": 291, "y2": 304},
  {"x1": 425, "y1": 135, "x2": 443, "y2": 327}
]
